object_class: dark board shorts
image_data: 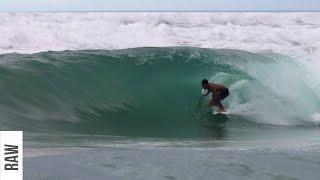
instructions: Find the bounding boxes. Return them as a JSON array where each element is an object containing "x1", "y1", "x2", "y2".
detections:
[{"x1": 220, "y1": 88, "x2": 229, "y2": 101}]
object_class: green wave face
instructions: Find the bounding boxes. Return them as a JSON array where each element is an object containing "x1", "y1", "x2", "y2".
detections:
[{"x1": 0, "y1": 47, "x2": 319, "y2": 138}]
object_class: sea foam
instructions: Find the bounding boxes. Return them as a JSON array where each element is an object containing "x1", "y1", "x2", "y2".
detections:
[{"x1": 0, "y1": 12, "x2": 319, "y2": 58}]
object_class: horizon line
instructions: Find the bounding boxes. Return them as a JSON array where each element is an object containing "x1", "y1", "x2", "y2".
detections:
[{"x1": 0, "y1": 10, "x2": 320, "y2": 13}]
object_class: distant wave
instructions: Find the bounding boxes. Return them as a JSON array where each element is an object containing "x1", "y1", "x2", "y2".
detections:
[{"x1": 0, "y1": 12, "x2": 319, "y2": 58}]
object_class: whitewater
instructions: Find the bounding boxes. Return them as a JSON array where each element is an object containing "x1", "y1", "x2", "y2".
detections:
[{"x1": 0, "y1": 12, "x2": 319, "y2": 58}]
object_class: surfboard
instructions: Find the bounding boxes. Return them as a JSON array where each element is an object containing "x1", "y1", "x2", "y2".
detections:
[{"x1": 212, "y1": 111, "x2": 229, "y2": 115}]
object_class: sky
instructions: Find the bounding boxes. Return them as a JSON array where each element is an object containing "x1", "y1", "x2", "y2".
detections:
[{"x1": 0, "y1": 0, "x2": 319, "y2": 12}]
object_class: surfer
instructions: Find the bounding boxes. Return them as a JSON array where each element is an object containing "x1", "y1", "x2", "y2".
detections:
[{"x1": 201, "y1": 79, "x2": 229, "y2": 113}]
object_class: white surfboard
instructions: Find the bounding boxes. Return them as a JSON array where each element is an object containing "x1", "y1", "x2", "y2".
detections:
[{"x1": 212, "y1": 111, "x2": 229, "y2": 115}]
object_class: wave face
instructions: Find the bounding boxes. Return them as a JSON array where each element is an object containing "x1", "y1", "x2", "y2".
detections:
[
  {"x1": 0, "y1": 12, "x2": 320, "y2": 58},
  {"x1": 0, "y1": 47, "x2": 319, "y2": 137}
]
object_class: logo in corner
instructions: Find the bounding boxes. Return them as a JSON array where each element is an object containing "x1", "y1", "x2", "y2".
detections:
[{"x1": 0, "y1": 131, "x2": 23, "y2": 180}]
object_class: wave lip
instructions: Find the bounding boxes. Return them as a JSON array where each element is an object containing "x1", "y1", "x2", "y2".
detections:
[{"x1": 0, "y1": 12, "x2": 320, "y2": 59}]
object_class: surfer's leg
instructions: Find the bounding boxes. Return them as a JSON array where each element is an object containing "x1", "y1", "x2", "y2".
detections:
[
  {"x1": 220, "y1": 88, "x2": 229, "y2": 101},
  {"x1": 209, "y1": 99, "x2": 225, "y2": 112},
  {"x1": 217, "y1": 101, "x2": 226, "y2": 112},
  {"x1": 216, "y1": 89, "x2": 228, "y2": 112}
]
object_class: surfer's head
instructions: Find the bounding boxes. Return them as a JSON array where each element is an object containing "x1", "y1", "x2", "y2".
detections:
[{"x1": 202, "y1": 79, "x2": 209, "y2": 89}]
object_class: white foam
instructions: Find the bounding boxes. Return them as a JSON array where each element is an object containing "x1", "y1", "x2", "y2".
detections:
[
  {"x1": 0, "y1": 12, "x2": 319, "y2": 58},
  {"x1": 311, "y1": 113, "x2": 320, "y2": 125}
]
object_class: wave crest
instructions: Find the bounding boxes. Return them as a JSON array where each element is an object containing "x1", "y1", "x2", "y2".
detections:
[{"x1": 0, "y1": 12, "x2": 319, "y2": 59}]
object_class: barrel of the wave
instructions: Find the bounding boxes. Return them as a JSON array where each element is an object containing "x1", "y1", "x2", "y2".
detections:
[{"x1": 0, "y1": 47, "x2": 319, "y2": 138}]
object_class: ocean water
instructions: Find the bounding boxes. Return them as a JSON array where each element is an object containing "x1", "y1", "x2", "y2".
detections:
[{"x1": 0, "y1": 12, "x2": 320, "y2": 180}]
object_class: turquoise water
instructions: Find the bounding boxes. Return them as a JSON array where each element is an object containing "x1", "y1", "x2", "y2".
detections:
[
  {"x1": 1, "y1": 47, "x2": 319, "y2": 137},
  {"x1": 0, "y1": 47, "x2": 320, "y2": 179}
]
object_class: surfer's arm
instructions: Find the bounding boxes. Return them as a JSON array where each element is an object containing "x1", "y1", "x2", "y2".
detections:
[
  {"x1": 202, "y1": 89, "x2": 210, "y2": 96},
  {"x1": 204, "y1": 91, "x2": 210, "y2": 96}
]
